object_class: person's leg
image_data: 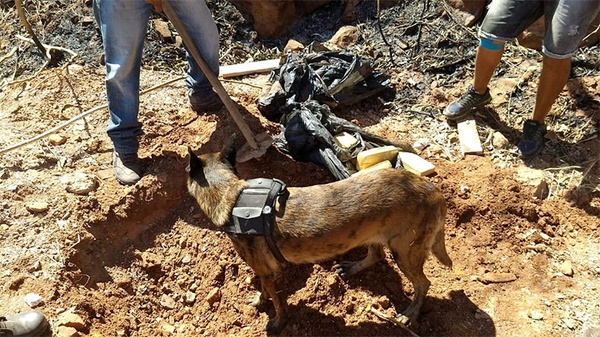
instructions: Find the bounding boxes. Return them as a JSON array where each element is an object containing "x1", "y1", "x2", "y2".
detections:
[
  {"x1": 444, "y1": 0, "x2": 544, "y2": 120},
  {"x1": 93, "y1": 0, "x2": 152, "y2": 184},
  {"x1": 519, "y1": 0, "x2": 600, "y2": 158},
  {"x1": 532, "y1": 56, "x2": 571, "y2": 122},
  {"x1": 168, "y1": 0, "x2": 223, "y2": 112},
  {"x1": 472, "y1": 44, "x2": 504, "y2": 95},
  {"x1": 93, "y1": 0, "x2": 152, "y2": 155}
]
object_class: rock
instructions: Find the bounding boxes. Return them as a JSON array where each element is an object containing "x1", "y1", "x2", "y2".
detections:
[
  {"x1": 0, "y1": 169, "x2": 9, "y2": 179},
  {"x1": 56, "y1": 326, "x2": 80, "y2": 337},
  {"x1": 205, "y1": 287, "x2": 221, "y2": 306},
  {"x1": 228, "y1": 0, "x2": 330, "y2": 38},
  {"x1": 284, "y1": 39, "x2": 305, "y2": 53},
  {"x1": 153, "y1": 19, "x2": 173, "y2": 43},
  {"x1": 560, "y1": 260, "x2": 574, "y2": 277},
  {"x1": 492, "y1": 131, "x2": 510, "y2": 149},
  {"x1": 60, "y1": 172, "x2": 98, "y2": 195},
  {"x1": 160, "y1": 294, "x2": 177, "y2": 309},
  {"x1": 25, "y1": 201, "x2": 49, "y2": 213},
  {"x1": 181, "y1": 253, "x2": 192, "y2": 264},
  {"x1": 185, "y1": 291, "x2": 196, "y2": 304},
  {"x1": 161, "y1": 322, "x2": 175, "y2": 334},
  {"x1": 328, "y1": 26, "x2": 360, "y2": 48},
  {"x1": 412, "y1": 138, "x2": 430, "y2": 152},
  {"x1": 534, "y1": 179, "x2": 549, "y2": 200},
  {"x1": 378, "y1": 296, "x2": 391, "y2": 309},
  {"x1": 48, "y1": 133, "x2": 67, "y2": 145},
  {"x1": 528, "y1": 311, "x2": 544, "y2": 320},
  {"x1": 24, "y1": 293, "x2": 44, "y2": 307},
  {"x1": 58, "y1": 312, "x2": 86, "y2": 331}
]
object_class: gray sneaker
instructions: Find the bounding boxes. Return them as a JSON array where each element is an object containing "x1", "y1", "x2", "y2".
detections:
[
  {"x1": 113, "y1": 151, "x2": 142, "y2": 185},
  {"x1": 0, "y1": 311, "x2": 50, "y2": 337},
  {"x1": 444, "y1": 86, "x2": 492, "y2": 120}
]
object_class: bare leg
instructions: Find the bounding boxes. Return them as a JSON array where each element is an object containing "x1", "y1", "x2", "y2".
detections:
[
  {"x1": 531, "y1": 56, "x2": 571, "y2": 122},
  {"x1": 473, "y1": 45, "x2": 504, "y2": 95}
]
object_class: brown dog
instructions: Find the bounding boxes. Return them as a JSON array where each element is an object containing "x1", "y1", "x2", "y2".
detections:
[{"x1": 187, "y1": 138, "x2": 452, "y2": 334}]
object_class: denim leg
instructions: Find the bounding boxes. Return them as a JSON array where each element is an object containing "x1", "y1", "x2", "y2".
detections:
[
  {"x1": 479, "y1": 0, "x2": 544, "y2": 41},
  {"x1": 168, "y1": 1, "x2": 220, "y2": 94},
  {"x1": 93, "y1": 0, "x2": 152, "y2": 154},
  {"x1": 542, "y1": 0, "x2": 600, "y2": 58}
]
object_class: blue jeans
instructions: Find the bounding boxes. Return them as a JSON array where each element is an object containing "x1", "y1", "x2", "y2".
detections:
[
  {"x1": 480, "y1": 0, "x2": 600, "y2": 59},
  {"x1": 93, "y1": 0, "x2": 220, "y2": 154}
]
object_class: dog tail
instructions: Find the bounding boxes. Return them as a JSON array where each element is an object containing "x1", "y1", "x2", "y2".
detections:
[{"x1": 432, "y1": 214, "x2": 453, "y2": 269}]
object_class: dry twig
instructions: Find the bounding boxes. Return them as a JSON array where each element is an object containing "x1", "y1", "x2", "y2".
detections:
[{"x1": 369, "y1": 305, "x2": 420, "y2": 337}]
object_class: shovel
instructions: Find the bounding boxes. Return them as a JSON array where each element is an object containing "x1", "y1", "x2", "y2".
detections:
[{"x1": 161, "y1": 0, "x2": 272, "y2": 162}]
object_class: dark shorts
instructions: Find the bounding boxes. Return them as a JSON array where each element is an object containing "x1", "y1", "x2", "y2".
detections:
[{"x1": 479, "y1": 0, "x2": 600, "y2": 58}]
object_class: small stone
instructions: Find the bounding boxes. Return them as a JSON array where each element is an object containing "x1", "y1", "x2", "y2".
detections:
[
  {"x1": 153, "y1": 20, "x2": 173, "y2": 43},
  {"x1": 205, "y1": 287, "x2": 221, "y2": 306},
  {"x1": 492, "y1": 131, "x2": 509, "y2": 149},
  {"x1": 160, "y1": 294, "x2": 177, "y2": 309},
  {"x1": 185, "y1": 291, "x2": 196, "y2": 304},
  {"x1": 56, "y1": 326, "x2": 79, "y2": 337},
  {"x1": 161, "y1": 322, "x2": 175, "y2": 333},
  {"x1": 560, "y1": 260, "x2": 574, "y2": 276},
  {"x1": 48, "y1": 133, "x2": 67, "y2": 145},
  {"x1": 181, "y1": 254, "x2": 192, "y2": 264},
  {"x1": 58, "y1": 312, "x2": 86, "y2": 331},
  {"x1": 25, "y1": 201, "x2": 49, "y2": 213},
  {"x1": 378, "y1": 296, "x2": 391, "y2": 309},
  {"x1": 60, "y1": 172, "x2": 98, "y2": 195},
  {"x1": 328, "y1": 26, "x2": 359, "y2": 48},
  {"x1": 24, "y1": 293, "x2": 43, "y2": 307},
  {"x1": 284, "y1": 39, "x2": 305, "y2": 53},
  {"x1": 528, "y1": 311, "x2": 544, "y2": 320},
  {"x1": 534, "y1": 179, "x2": 549, "y2": 200},
  {"x1": 563, "y1": 318, "x2": 576, "y2": 330}
]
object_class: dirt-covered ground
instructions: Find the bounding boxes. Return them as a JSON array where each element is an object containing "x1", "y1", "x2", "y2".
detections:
[{"x1": 1, "y1": 1, "x2": 599, "y2": 336}]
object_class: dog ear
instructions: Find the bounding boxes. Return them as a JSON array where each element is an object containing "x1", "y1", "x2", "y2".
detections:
[
  {"x1": 187, "y1": 147, "x2": 206, "y2": 183},
  {"x1": 220, "y1": 133, "x2": 237, "y2": 167}
]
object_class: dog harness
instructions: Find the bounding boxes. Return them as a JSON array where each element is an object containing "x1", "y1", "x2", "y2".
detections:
[{"x1": 225, "y1": 178, "x2": 288, "y2": 263}]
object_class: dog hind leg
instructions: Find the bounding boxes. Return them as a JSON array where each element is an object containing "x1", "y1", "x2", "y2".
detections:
[
  {"x1": 390, "y1": 242, "x2": 430, "y2": 326},
  {"x1": 334, "y1": 244, "x2": 385, "y2": 277}
]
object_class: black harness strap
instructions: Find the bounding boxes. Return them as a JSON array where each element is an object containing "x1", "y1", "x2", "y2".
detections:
[{"x1": 226, "y1": 178, "x2": 288, "y2": 263}]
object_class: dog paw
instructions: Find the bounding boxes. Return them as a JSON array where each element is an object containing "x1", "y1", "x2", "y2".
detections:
[
  {"x1": 264, "y1": 314, "x2": 289, "y2": 335},
  {"x1": 333, "y1": 261, "x2": 356, "y2": 277},
  {"x1": 247, "y1": 291, "x2": 266, "y2": 307},
  {"x1": 396, "y1": 313, "x2": 411, "y2": 326}
]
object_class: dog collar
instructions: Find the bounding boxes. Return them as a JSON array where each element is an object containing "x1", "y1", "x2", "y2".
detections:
[{"x1": 226, "y1": 178, "x2": 288, "y2": 263}]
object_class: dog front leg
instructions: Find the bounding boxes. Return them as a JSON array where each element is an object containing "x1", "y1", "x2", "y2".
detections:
[
  {"x1": 259, "y1": 273, "x2": 290, "y2": 334},
  {"x1": 334, "y1": 244, "x2": 385, "y2": 277}
]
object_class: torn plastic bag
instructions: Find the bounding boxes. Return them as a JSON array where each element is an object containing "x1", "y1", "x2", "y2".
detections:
[
  {"x1": 258, "y1": 49, "x2": 391, "y2": 122},
  {"x1": 275, "y1": 100, "x2": 412, "y2": 180}
]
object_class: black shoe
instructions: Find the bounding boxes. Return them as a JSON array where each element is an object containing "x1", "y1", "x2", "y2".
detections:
[
  {"x1": 189, "y1": 89, "x2": 223, "y2": 113},
  {"x1": 113, "y1": 151, "x2": 142, "y2": 185},
  {"x1": 444, "y1": 86, "x2": 492, "y2": 120},
  {"x1": 0, "y1": 311, "x2": 50, "y2": 337},
  {"x1": 518, "y1": 119, "x2": 546, "y2": 158}
]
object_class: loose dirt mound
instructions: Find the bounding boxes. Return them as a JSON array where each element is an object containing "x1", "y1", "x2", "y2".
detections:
[{"x1": 1, "y1": 1, "x2": 599, "y2": 336}]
